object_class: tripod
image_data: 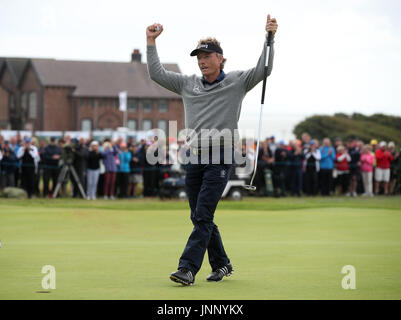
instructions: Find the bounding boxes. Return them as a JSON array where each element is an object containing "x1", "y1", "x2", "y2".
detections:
[{"x1": 53, "y1": 163, "x2": 86, "y2": 198}]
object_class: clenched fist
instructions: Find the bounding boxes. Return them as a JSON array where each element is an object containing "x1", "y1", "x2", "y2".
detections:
[
  {"x1": 146, "y1": 23, "x2": 163, "y2": 45},
  {"x1": 266, "y1": 14, "x2": 278, "y2": 35}
]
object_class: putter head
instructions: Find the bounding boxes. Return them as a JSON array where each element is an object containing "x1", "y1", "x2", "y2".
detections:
[{"x1": 243, "y1": 185, "x2": 256, "y2": 191}]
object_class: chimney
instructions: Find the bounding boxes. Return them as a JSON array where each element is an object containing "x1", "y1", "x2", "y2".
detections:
[{"x1": 131, "y1": 49, "x2": 142, "y2": 63}]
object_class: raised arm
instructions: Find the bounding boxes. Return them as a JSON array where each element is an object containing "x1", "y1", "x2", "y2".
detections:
[
  {"x1": 146, "y1": 23, "x2": 186, "y2": 94},
  {"x1": 240, "y1": 14, "x2": 278, "y2": 92}
]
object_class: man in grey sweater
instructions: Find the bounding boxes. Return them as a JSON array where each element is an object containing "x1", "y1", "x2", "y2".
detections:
[{"x1": 146, "y1": 15, "x2": 278, "y2": 285}]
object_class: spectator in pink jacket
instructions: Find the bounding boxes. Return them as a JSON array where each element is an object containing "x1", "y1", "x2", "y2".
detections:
[{"x1": 360, "y1": 144, "x2": 375, "y2": 197}]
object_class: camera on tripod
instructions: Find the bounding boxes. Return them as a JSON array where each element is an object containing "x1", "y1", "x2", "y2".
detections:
[
  {"x1": 62, "y1": 144, "x2": 75, "y2": 165},
  {"x1": 54, "y1": 140, "x2": 86, "y2": 199}
]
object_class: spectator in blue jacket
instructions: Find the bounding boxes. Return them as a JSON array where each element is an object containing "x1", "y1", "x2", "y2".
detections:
[
  {"x1": 319, "y1": 138, "x2": 336, "y2": 196},
  {"x1": 117, "y1": 142, "x2": 132, "y2": 198}
]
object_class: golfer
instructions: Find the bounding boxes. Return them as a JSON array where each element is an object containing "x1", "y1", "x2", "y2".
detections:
[{"x1": 146, "y1": 14, "x2": 278, "y2": 285}]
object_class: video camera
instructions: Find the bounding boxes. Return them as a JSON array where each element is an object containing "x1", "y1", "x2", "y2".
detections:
[{"x1": 62, "y1": 140, "x2": 78, "y2": 165}]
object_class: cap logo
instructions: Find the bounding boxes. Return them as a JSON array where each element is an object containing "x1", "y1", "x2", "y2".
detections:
[{"x1": 190, "y1": 42, "x2": 223, "y2": 56}]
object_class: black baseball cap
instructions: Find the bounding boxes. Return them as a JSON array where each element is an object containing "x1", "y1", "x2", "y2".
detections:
[{"x1": 190, "y1": 42, "x2": 223, "y2": 56}]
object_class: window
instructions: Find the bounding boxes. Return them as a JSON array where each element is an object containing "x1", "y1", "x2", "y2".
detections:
[
  {"x1": 142, "y1": 99, "x2": 153, "y2": 113},
  {"x1": 158, "y1": 100, "x2": 168, "y2": 113},
  {"x1": 80, "y1": 99, "x2": 85, "y2": 107},
  {"x1": 128, "y1": 99, "x2": 138, "y2": 112},
  {"x1": 28, "y1": 92, "x2": 37, "y2": 119},
  {"x1": 20, "y1": 93, "x2": 28, "y2": 111},
  {"x1": 98, "y1": 99, "x2": 104, "y2": 107},
  {"x1": 142, "y1": 119, "x2": 152, "y2": 131},
  {"x1": 81, "y1": 119, "x2": 92, "y2": 131},
  {"x1": 9, "y1": 93, "x2": 15, "y2": 109},
  {"x1": 89, "y1": 99, "x2": 95, "y2": 107},
  {"x1": 157, "y1": 120, "x2": 167, "y2": 134},
  {"x1": 127, "y1": 119, "x2": 137, "y2": 131}
]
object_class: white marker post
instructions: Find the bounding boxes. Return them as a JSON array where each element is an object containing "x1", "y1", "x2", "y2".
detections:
[{"x1": 119, "y1": 91, "x2": 128, "y2": 128}]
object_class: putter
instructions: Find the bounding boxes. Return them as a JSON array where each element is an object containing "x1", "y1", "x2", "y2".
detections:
[{"x1": 244, "y1": 31, "x2": 273, "y2": 191}]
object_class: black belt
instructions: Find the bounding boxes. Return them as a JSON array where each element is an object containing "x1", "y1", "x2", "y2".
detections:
[{"x1": 190, "y1": 145, "x2": 234, "y2": 156}]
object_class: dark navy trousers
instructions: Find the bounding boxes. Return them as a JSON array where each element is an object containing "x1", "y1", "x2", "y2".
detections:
[{"x1": 178, "y1": 147, "x2": 234, "y2": 275}]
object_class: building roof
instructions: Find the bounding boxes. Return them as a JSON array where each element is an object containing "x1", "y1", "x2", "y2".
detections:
[
  {"x1": 30, "y1": 58, "x2": 181, "y2": 99},
  {"x1": 0, "y1": 57, "x2": 30, "y2": 86}
]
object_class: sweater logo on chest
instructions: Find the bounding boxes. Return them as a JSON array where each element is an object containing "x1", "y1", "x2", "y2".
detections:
[{"x1": 193, "y1": 85, "x2": 201, "y2": 94}]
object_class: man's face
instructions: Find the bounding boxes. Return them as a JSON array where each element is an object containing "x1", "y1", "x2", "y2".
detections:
[{"x1": 197, "y1": 51, "x2": 222, "y2": 78}]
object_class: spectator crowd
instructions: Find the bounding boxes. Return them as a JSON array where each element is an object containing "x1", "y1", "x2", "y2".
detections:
[
  {"x1": 252, "y1": 133, "x2": 401, "y2": 197},
  {"x1": 0, "y1": 133, "x2": 164, "y2": 199},
  {"x1": 0, "y1": 131, "x2": 400, "y2": 199}
]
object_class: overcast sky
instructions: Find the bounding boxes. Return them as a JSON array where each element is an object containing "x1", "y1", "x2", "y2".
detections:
[{"x1": 1, "y1": 0, "x2": 400, "y2": 141}]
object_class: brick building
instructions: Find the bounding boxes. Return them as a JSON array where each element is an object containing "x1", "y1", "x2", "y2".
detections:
[{"x1": 0, "y1": 50, "x2": 184, "y2": 135}]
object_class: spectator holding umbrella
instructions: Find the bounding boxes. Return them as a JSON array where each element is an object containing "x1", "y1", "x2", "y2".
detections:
[
  {"x1": 374, "y1": 141, "x2": 394, "y2": 195},
  {"x1": 319, "y1": 138, "x2": 336, "y2": 196}
]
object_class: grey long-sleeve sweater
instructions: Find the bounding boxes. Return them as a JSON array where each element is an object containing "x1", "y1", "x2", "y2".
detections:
[{"x1": 147, "y1": 35, "x2": 274, "y2": 149}]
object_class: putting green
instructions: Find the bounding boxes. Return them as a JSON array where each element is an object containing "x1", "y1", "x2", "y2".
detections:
[{"x1": 0, "y1": 197, "x2": 400, "y2": 299}]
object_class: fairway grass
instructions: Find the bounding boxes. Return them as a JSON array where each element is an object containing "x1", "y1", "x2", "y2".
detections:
[{"x1": 0, "y1": 197, "x2": 400, "y2": 300}]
